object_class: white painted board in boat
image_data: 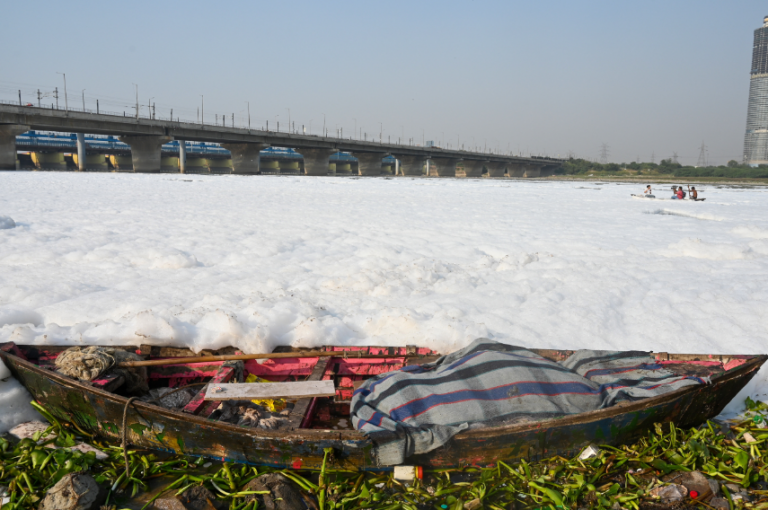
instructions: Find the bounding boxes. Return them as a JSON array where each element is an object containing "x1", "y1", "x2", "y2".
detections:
[{"x1": 202, "y1": 380, "x2": 336, "y2": 400}]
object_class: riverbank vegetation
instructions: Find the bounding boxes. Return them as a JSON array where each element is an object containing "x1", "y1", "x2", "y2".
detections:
[
  {"x1": 555, "y1": 158, "x2": 768, "y2": 181},
  {"x1": 3, "y1": 399, "x2": 768, "y2": 509}
]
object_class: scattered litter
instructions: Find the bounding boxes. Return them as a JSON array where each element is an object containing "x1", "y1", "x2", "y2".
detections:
[
  {"x1": 69, "y1": 442, "x2": 109, "y2": 460},
  {"x1": 243, "y1": 374, "x2": 287, "y2": 412},
  {"x1": 393, "y1": 465, "x2": 423, "y2": 480},
  {"x1": 579, "y1": 445, "x2": 600, "y2": 460},
  {"x1": 8, "y1": 420, "x2": 108, "y2": 459},
  {"x1": 9, "y1": 420, "x2": 54, "y2": 442}
]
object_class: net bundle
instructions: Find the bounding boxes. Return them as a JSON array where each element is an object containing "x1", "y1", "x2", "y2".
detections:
[{"x1": 55, "y1": 346, "x2": 148, "y2": 394}]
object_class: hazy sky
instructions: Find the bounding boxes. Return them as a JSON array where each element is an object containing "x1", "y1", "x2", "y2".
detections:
[{"x1": 1, "y1": 1, "x2": 764, "y2": 165}]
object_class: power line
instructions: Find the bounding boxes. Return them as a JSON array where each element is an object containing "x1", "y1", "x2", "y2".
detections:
[
  {"x1": 696, "y1": 142, "x2": 708, "y2": 167},
  {"x1": 599, "y1": 143, "x2": 609, "y2": 164}
]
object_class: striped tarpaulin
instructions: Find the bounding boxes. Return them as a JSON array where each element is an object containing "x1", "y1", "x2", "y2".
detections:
[{"x1": 351, "y1": 339, "x2": 706, "y2": 465}]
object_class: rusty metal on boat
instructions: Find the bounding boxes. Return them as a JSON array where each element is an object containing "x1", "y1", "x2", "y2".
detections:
[{"x1": 0, "y1": 342, "x2": 764, "y2": 470}]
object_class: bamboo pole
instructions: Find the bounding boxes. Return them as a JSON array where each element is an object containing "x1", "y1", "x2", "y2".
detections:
[{"x1": 117, "y1": 350, "x2": 419, "y2": 368}]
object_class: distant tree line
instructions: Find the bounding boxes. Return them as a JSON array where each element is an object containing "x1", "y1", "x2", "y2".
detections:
[{"x1": 556, "y1": 158, "x2": 768, "y2": 179}]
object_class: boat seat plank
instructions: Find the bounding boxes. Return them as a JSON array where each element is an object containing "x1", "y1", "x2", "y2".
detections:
[
  {"x1": 287, "y1": 356, "x2": 332, "y2": 429},
  {"x1": 203, "y1": 380, "x2": 336, "y2": 401}
]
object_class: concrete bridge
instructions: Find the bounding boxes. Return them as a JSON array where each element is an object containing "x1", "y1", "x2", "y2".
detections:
[
  {"x1": 0, "y1": 104, "x2": 563, "y2": 177},
  {"x1": 14, "y1": 131, "x2": 392, "y2": 174}
]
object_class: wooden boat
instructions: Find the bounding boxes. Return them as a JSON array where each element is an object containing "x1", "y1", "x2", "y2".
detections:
[{"x1": 0, "y1": 342, "x2": 764, "y2": 470}]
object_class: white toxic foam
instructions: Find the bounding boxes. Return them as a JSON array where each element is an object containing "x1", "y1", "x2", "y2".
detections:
[
  {"x1": 0, "y1": 216, "x2": 15, "y2": 229},
  {"x1": 0, "y1": 174, "x2": 766, "y2": 430}
]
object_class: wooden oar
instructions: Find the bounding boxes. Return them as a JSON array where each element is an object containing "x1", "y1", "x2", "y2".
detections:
[{"x1": 117, "y1": 349, "x2": 420, "y2": 368}]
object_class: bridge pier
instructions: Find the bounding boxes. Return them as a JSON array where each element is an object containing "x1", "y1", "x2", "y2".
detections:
[
  {"x1": 335, "y1": 162, "x2": 352, "y2": 175},
  {"x1": 486, "y1": 161, "x2": 506, "y2": 177},
  {"x1": 540, "y1": 166, "x2": 557, "y2": 177},
  {"x1": 0, "y1": 124, "x2": 29, "y2": 170},
  {"x1": 395, "y1": 155, "x2": 427, "y2": 176},
  {"x1": 354, "y1": 152, "x2": 386, "y2": 176},
  {"x1": 178, "y1": 140, "x2": 187, "y2": 173},
  {"x1": 108, "y1": 155, "x2": 132, "y2": 171},
  {"x1": 296, "y1": 148, "x2": 334, "y2": 176},
  {"x1": 462, "y1": 160, "x2": 485, "y2": 177},
  {"x1": 32, "y1": 152, "x2": 67, "y2": 170},
  {"x1": 73, "y1": 154, "x2": 108, "y2": 171},
  {"x1": 281, "y1": 160, "x2": 301, "y2": 174},
  {"x1": 185, "y1": 157, "x2": 208, "y2": 174},
  {"x1": 222, "y1": 143, "x2": 269, "y2": 174},
  {"x1": 76, "y1": 133, "x2": 86, "y2": 171},
  {"x1": 429, "y1": 157, "x2": 460, "y2": 177},
  {"x1": 508, "y1": 163, "x2": 526, "y2": 177},
  {"x1": 524, "y1": 166, "x2": 541, "y2": 178},
  {"x1": 119, "y1": 135, "x2": 172, "y2": 172}
]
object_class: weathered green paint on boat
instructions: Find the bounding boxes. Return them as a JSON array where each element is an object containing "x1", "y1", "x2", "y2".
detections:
[{"x1": 1, "y1": 344, "x2": 764, "y2": 470}]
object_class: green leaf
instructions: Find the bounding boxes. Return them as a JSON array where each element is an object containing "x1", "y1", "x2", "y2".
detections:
[{"x1": 735, "y1": 450, "x2": 749, "y2": 470}]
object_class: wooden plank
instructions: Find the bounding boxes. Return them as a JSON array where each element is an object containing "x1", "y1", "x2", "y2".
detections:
[
  {"x1": 203, "y1": 380, "x2": 336, "y2": 401},
  {"x1": 183, "y1": 365, "x2": 235, "y2": 416},
  {"x1": 287, "y1": 356, "x2": 331, "y2": 429}
]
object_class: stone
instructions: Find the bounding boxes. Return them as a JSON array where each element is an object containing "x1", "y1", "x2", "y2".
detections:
[
  {"x1": 662, "y1": 471, "x2": 712, "y2": 499},
  {"x1": 464, "y1": 498, "x2": 481, "y2": 510},
  {"x1": 724, "y1": 483, "x2": 740, "y2": 494},
  {"x1": 733, "y1": 492, "x2": 751, "y2": 503},
  {"x1": 153, "y1": 485, "x2": 226, "y2": 510},
  {"x1": 707, "y1": 478, "x2": 720, "y2": 497},
  {"x1": 38, "y1": 473, "x2": 105, "y2": 510},
  {"x1": 709, "y1": 497, "x2": 729, "y2": 510},
  {"x1": 649, "y1": 484, "x2": 687, "y2": 501},
  {"x1": 242, "y1": 473, "x2": 308, "y2": 510}
]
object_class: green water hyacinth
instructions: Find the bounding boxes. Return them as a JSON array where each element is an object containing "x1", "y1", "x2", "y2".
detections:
[{"x1": 5, "y1": 398, "x2": 768, "y2": 509}]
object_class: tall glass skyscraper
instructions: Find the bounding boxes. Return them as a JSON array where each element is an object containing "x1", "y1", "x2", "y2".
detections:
[{"x1": 744, "y1": 16, "x2": 768, "y2": 165}]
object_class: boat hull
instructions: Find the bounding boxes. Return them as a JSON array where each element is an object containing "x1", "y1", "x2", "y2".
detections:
[{"x1": 1, "y1": 347, "x2": 764, "y2": 470}]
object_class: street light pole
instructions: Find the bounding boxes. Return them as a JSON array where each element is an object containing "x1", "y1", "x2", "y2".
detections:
[
  {"x1": 201, "y1": 95, "x2": 204, "y2": 124},
  {"x1": 81, "y1": 89, "x2": 85, "y2": 111},
  {"x1": 57, "y1": 72, "x2": 68, "y2": 112},
  {"x1": 132, "y1": 84, "x2": 139, "y2": 119},
  {"x1": 246, "y1": 101, "x2": 250, "y2": 131}
]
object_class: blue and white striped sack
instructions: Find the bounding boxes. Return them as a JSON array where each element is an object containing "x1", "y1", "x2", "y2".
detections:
[{"x1": 351, "y1": 338, "x2": 707, "y2": 465}]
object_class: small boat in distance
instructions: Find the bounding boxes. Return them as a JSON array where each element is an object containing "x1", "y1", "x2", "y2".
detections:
[
  {"x1": 631, "y1": 194, "x2": 706, "y2": 201},
  {"x1": 0, "y1": 342, "x2": 762, "y2": 470}
]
